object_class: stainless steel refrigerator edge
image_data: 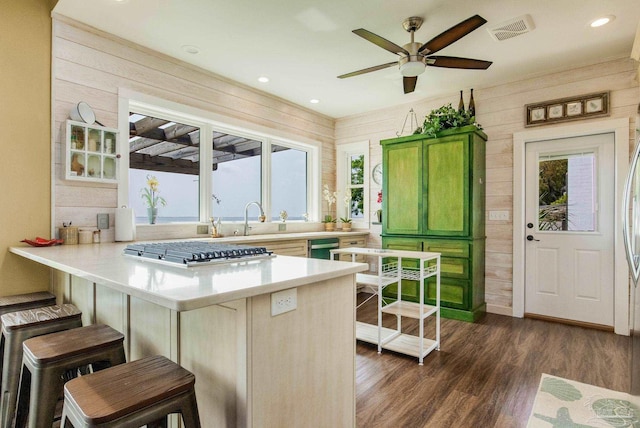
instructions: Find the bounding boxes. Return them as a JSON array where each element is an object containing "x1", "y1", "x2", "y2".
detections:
[{"x1": 625, "y1": 107, "x2": 640, "y2": 394}]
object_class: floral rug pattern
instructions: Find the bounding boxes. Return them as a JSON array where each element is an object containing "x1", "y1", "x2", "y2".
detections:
[{"x1": 528, "y1": 374, "x2": 640, "y2": 427}]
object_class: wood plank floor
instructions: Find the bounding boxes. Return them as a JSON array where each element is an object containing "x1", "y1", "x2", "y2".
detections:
[{"x1": 355, "y1": 293, "x2": 631, "y2": 427}]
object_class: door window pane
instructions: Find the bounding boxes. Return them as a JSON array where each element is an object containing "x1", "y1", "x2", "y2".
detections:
[
  {"x1": 211, "y1": 131, "x2": 262, "y2": 221},
  {"x1": 271, "y1": 144, "x2": 307, "y2": 220},
  {"x1": 538, "y1": 152, "x2": 595, "y2": 232},
  {"x1": 129, "y1": 113, "x2": 200, "y2": 223}
]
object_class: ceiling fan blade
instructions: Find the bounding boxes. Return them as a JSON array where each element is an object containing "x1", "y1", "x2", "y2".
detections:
[
  {"x1": 427, "y1": 56, "x2": 492, "y2": 69},
  {"x1": 403, "y1": 76, "x2": 417, "y2": 94},
  {"x1": 337, "y1": 62, "x2": 397, "y2": 79},
  {"x1": 353, "y1": 29, "x2": 409, "y2": 56},
  {"x1": 418, "y1": 15, "x2": 487, "y2": 55}
]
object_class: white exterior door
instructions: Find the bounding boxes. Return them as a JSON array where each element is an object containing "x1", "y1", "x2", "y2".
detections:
[{"x1": 524, "y1": 133, "x2": 614, "y2": 326}]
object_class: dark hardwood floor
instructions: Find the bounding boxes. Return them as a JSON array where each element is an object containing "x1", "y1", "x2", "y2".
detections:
[{"x1": 355, "y1": 293, "x2": 631, "y2": 427}]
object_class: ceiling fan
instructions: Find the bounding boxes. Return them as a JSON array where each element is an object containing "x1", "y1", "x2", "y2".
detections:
[{"x1": 338, "y1": 15, "x2": 493, "y2": 94}]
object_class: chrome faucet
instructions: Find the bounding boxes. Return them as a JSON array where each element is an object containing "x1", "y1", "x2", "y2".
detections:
[{"x1": 244, "y1": 201, "x2": 265, "y2": 236}]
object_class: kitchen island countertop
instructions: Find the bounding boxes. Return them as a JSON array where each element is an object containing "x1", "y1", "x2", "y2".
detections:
[{"x1": 9, "y1": 241, "x2": 367, "y2": 312}]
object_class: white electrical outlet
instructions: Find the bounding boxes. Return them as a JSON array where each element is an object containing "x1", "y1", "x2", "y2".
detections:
[
  {"x1": 271, "y1": 288, "x2": 297, "y2": 316},
  {"x1": 371, "y1": 263, "x2": 377, "y2": 273}
]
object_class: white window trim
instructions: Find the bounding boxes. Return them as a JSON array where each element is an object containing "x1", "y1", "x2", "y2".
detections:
[
  {"x1": 337, "y1": 141, "x2": 370, "y2": 229},
  {"x1": 117, "y1": 90, "x2": 321, "y2": 237}
]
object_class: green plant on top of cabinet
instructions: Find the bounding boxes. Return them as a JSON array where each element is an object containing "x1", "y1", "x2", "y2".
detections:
[
  {"x1": 380, "y1": 125, "x2": 486, "y2": 322},
  {"x1": 65, "y1": 120, "x2": 118, "y2": 183}
]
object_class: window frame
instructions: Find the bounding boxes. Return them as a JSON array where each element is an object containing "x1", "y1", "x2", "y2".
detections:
[
  {"x1": 118, "y1": 94, "x2": 320, "y2": 234},
  {"x1": 336, "y1": 141, "x2": 370, "y2": 229}
]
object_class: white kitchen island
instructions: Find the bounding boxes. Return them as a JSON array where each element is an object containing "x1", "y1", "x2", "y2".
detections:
[{"x1": 9, "y1": 241, "x2": 367, "y2": 427}]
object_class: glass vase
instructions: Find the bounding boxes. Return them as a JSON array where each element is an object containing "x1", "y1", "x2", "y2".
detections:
[{"x1": 147, "y1": 207, "x2": 158, "y2": 224}]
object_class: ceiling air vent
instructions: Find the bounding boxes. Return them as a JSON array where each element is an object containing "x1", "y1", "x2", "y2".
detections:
[{"x1": 487, "y1": 14, "x2": 535, "y2": 41}]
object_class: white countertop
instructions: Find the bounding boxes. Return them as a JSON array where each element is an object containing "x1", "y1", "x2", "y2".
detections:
[{"x1": 9, "y1": 242, "x2": 368, "y2": 312}]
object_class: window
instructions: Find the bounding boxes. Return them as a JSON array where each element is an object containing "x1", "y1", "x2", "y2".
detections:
[
  {"x1": 337, "y1": 142, "x2": 369, "y2": 228},
  {"x1": 125, "y1": 100, "x2": 318, "y2": 226},
  {"x1": 210, "y1": 131, "x2": 262, "y2": 222},
  {"x1": 271, "y1": 144, "x2": 308, "y2": 220},
  {"x1": 128, "y1": 113, "x2": 201, "y2": 223}
]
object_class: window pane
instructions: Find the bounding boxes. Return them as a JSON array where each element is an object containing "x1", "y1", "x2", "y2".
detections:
[
  {"x1": 211, "y1": 131, "x2": 262, "y2": 221},
  {"x1": 129, "y1": 113, "x2": 200, "y2": 223},
  {"x1": 350, "y1": 188, "x2": 364, "y2": 219},
  {"x1": 271, "y1": 144, "x2": 307, "y2": 220},
  {"x1": 538, "y1": 152, "x2": 595, "y2": 232},
  {"x1": 350, "y1": 154, "x2": 364, "y2": 185}
]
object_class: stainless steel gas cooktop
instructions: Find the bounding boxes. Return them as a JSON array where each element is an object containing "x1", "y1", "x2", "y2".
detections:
[{"x1": 123, "y1": 241, "x2": 275, "y2": 267}]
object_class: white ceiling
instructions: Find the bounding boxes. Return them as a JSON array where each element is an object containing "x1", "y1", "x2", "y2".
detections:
[{"x1": 53, "y1": 0, "x2": 639, "y2": 119}]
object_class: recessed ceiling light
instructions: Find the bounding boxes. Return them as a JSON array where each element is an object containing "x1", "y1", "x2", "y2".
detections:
[
  {"x1": 181, "y1": 45, "x2": 200, "y2": 54},
  {"x1": 310, "y1": 99, "x2": 320, "y2": 104},
  {"x1": 112, "y1": 0, "x2": 129, "y2": 3},
  {"x1": 590, "y1": 15, "x2": 615, "y2": 28},
  {"x1": 258, "y1": 76, "x2": 270, "y2": 83}
]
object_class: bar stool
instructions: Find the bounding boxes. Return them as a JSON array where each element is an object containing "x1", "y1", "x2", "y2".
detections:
[
  {"x1": 14, "y1": 324, "x2": 126, "y2": 428},
  {"x1": 0, "y1": 292, "x2": 56, "y2": 317},
  {"x1": 0, "y1": 304, "x2": 82, "y2": 428},
  {"x1": 60, "y1": 355, "x2": 201, "y2": 427}
]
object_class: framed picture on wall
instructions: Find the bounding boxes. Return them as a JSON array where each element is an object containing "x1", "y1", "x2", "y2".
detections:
[{"x1": 525, "y1": 91, "x2": 609, "y2": 127}]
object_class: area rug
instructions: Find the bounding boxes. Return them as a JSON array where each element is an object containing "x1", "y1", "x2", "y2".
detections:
[{"x1": 528, "y1": 374, "x2": 640, "y2": 427}]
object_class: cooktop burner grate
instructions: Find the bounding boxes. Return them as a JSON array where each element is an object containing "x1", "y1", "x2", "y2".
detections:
[{"x1": 123, "y1": 242, "x2": 275, "y2": 267}]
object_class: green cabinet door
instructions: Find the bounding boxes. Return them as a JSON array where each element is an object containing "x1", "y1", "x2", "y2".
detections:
[
  {"x1": 424, "y1": 136, "x2": 470, "y2": 236},
  {"x1": 382, "y1": 139, "x2": 423, "y2": 235}
]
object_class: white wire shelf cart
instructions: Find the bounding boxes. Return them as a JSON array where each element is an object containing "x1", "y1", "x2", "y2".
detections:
[{"x1": 330, "y1": 247, "x2": 441, "y2": 365}]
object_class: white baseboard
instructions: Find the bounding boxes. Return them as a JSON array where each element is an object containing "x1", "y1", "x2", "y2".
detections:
[{"x1": 486, "y1": 304, "x2": 513, "y2": 317}]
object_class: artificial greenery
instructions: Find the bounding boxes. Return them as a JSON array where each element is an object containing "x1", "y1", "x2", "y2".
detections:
[{"x1": 420, "y1": 103, "x2": 481, "y2": 138}]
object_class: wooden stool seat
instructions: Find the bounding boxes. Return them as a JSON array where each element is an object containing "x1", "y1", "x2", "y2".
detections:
[
  {"x1": 14, "y1": 324, "x2": 126, "y2": 428},
  {"x1": 0, "y1": 304, "x2": 82, "y2": 428},
  {"x1": 0, "y1": 292, "x2": 56, "y2": 317},
  {"x1": 61, "y1": 355, "x2": 201, "y2": 427}
]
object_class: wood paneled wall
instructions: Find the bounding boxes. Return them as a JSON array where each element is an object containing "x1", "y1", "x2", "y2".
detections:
[
  {"x1": 336, "y1": 57, "x2": 640, "y2": 314},
  {"x1": 51, "y1": 16, "x2": 639, "y2": 315},
  {"x1": 52, "y1": 17, "x2": 336, "y2": 241}
]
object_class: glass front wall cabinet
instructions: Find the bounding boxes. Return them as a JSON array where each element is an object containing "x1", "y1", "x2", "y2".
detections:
[{"x1": 65, "y1": 120, "x2": 118, "y2": 183}]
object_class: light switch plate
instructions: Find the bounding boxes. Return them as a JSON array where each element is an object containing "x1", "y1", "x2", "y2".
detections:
[
  {"x1": 488, "y1": 210, "x2": 510, "y2": 221},
  {"x1": 278, "y1": 224, "x2": 286, "y2": 231},
  {"x1": 97, "y1": 213, "x2": 109, "y2": 229}
]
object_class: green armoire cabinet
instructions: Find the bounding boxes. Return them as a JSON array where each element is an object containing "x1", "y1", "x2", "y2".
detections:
[{"x1": 380, "y1": 126, "x2": 486, "y2": 322}]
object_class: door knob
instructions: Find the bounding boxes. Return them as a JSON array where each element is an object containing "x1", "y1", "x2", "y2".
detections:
[
  {"x1": 527, "y1": 223, "x2": 534, "y2": 229},
  {"x1": 526, "y1": 235, "x2": 540, "y2": 241}
]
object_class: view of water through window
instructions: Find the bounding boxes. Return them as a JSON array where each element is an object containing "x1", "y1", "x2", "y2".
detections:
[{"x1": 129, "y1": 112, "x2": 309, "y2": 224}]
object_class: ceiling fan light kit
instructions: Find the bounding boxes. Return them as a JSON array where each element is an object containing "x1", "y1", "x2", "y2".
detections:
[
  {"x1": 400, "y1": 57, "x2": 426, "y2": 77},
  {"x1": 338, "y1": 14, "x2": 493, "y2": 94}
]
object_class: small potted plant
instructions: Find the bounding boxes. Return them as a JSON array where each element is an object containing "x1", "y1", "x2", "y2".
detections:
[
  {"x1": 340, "y1": 217, "x2": 352, "y2": 232},
  {"x1": 341, "y1": 190, "x2": 352, "y2": 231},
  {"x1": 322, "y1": 184, "x2": 337, "y2": 231},
  {"x1": 323, "y1": 215, "x2": 337, "y2": 231}
]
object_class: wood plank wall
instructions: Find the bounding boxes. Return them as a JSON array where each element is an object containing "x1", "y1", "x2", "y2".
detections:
[
  {"x1": 335, "y1": 57, "x2": 640, "y2": 315},
  {"x1": 52, "y1": 16, "x2": 335, "y2": 242}
]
